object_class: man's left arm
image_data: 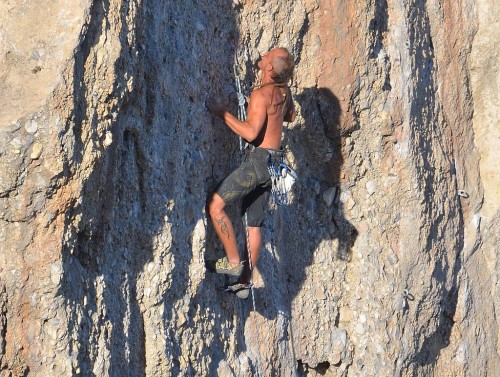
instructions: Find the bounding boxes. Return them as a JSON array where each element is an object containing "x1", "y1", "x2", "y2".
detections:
[{"x1": 284, "y1": 87, "x2": 296, "y2": 123}]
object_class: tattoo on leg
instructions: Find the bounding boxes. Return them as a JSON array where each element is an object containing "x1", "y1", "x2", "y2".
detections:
[{"x1": 216, "y1": 216, "x2": 230, "y2": 239}]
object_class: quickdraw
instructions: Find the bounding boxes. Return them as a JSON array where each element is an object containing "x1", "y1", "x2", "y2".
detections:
[{"x1": 267, "y1": 155, "x2": 298, "y2": 206}]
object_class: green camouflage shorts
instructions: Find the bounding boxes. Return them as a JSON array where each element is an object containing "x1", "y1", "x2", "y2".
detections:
[{"x1": 216, "y1": 148, "x2": 272, "y2": 227}]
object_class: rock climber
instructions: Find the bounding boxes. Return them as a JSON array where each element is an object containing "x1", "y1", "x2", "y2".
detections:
[{"x1": 205, "y1": 47, "x2": 295, "y2": 298}]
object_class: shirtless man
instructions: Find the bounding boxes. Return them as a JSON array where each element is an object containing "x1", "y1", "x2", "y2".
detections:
[{"x1": 205, "y1": 47, "x2": 295, "y2": 297}]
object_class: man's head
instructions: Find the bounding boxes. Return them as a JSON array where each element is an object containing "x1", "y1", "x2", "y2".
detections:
[{"x1": 258, "y1": 47, "x2": 295, "y2": 84}]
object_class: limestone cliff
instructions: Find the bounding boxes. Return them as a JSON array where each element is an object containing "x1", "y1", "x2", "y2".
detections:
[{"x1": 0, "y1": 0, "x2": 498, "y2": 376}]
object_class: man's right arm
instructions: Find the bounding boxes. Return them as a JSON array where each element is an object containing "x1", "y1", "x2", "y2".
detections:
[{"x1": 206, "y1": 91, "x2": 267, "y2": 142}]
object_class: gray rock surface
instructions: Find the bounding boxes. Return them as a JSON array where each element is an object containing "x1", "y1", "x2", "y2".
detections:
[{"x1": 0, "y1": 0, "x2": 498, "y2": 376}]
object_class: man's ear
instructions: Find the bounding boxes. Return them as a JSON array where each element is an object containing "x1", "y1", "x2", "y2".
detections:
[{"x1": 265, "y1": 63, "x2": 274, "y2": 73}]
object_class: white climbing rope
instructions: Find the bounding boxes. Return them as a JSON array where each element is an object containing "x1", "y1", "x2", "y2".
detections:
[
  {"x1": 233, "y1": 55, "x2": 257, "y2": 314},
  {"x1": 233, "y1": 50, "x2": 265, "y2": 377},
  {"x1": 233, "y1": 51, "x2": 298, "y2": 376}
]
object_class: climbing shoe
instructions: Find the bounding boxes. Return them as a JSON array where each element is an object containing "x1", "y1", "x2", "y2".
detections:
[
  {"x1": 225, "y1": 282, "x2": 252, "y2": 300},
  {"x1": 205, "y1": 257, "x2": 244, "y2": 277}
]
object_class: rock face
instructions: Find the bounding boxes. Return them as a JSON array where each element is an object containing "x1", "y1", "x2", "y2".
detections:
[{"x1": 0, "y1": 0, "x2": 498, "y2": 376}]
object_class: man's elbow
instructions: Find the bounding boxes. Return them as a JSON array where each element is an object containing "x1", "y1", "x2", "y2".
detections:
[
  {"x1": 244, "y1": 124, "x2": 260, "y2": 142},
  {"x1": 245, "y1": 130, "x2": 259, "y2": 142}
]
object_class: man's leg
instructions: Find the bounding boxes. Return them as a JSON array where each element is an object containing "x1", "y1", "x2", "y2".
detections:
[
  {"x1": 206, "y1": 192, "x2": 241, "y2": 267},
  {"x1": 240, "y1": 226, "x2": 262, "y2": 284},
  {"x1": 239, "y1": 178, "x2": 270, "y2": 284}
]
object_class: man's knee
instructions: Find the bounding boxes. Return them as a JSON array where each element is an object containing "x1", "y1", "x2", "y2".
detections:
[{"x1": 206, "y1": 193, "x2": 225, "y2": 217}]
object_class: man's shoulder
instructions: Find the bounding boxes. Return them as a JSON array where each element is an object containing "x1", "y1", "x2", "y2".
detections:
[{"x1": 249, "y1": 87, "x2": 269, "y2": 102}]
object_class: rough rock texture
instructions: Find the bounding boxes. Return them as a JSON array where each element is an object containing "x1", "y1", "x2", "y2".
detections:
[{"x1": 0, "y1": 0, "x2": 498, "y2": 376}]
